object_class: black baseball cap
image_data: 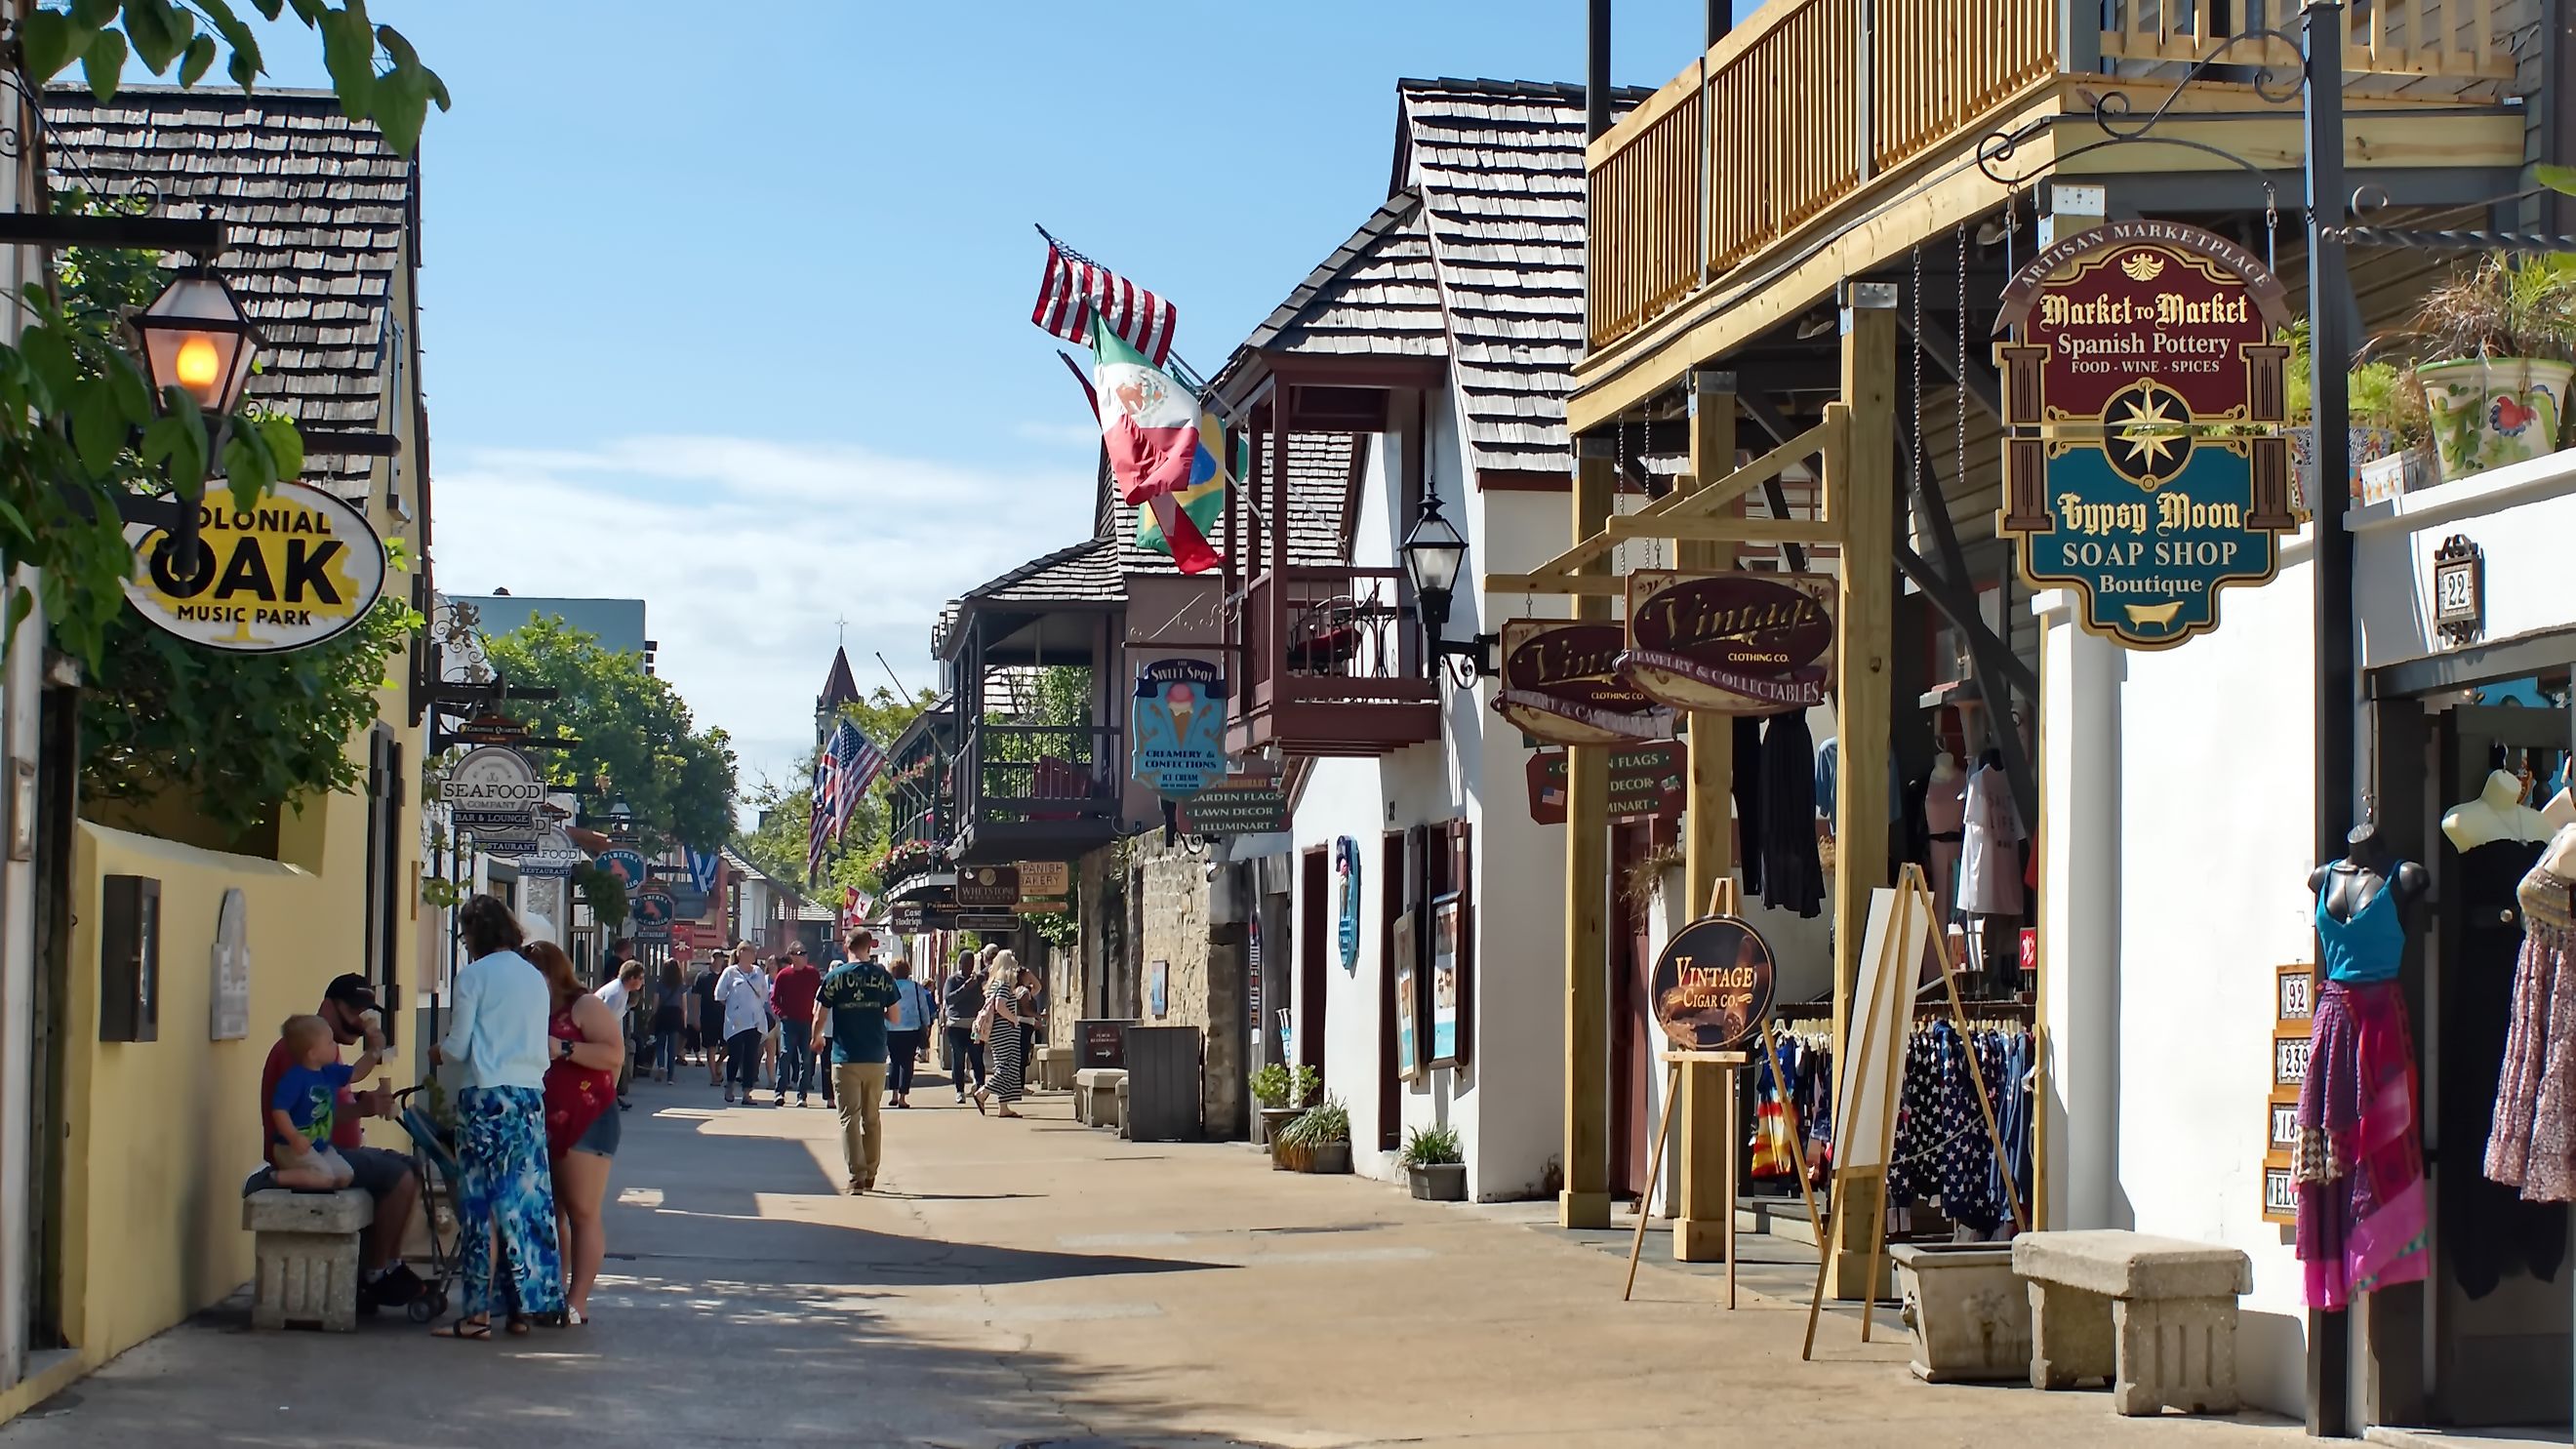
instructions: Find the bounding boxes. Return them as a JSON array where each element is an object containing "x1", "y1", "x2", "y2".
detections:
[{"x1": 323, "y1": 974, "x2": 378, "y2": 1011}]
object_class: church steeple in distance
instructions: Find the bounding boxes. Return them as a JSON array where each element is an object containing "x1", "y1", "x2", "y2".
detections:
[{"x1": 816, "y1": 646, "x2": 863, "y2": 738}]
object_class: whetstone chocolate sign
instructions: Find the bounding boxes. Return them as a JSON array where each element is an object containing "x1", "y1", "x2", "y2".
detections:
[
  {"x1": 1992, "y1": 220, "x2": 2300, "y2": 650},
  {"x1": 1493, "y1": 619, "x2": 1674, "y2": 746},
  {"x1": 1620, "y1": 571, "x2": 1835, "y2": 714}
]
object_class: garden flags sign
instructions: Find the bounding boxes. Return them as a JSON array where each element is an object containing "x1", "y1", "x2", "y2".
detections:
[
  {"x1": 1031, "y1": 227, "x2": 1177, "y2": 366},
  {"x1": 805, "y1": 719, "x2": 888, "y2": 882},
  {"x1": 1096, "y1": 315, "x2": 1222, "y2": 574}
]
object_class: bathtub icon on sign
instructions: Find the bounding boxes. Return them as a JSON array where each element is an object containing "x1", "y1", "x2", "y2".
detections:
[{"x1": 2122, "y1": 600, "x2": 2186, "y2": 632}]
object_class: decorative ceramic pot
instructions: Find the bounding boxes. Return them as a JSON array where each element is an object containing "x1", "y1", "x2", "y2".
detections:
[
  {"x1": 1259, "y1": 1106, "x2": 1301, "y2": 1149},
  {"x1": 1889, "y1": 1242, "x2": 2033, "y2": 1384},
  {"x1": 2416, "y1": 357, "x2": 2575, "y2": 481}
]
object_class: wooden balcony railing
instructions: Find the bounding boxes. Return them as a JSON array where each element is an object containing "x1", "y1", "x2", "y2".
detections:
[
  {"x1": 1235, "y1": 566, "x2": 1432, "y2": 710},
  {"x1": 962, "y1": 723, "x2": 1118, "y2": 827},
  {"x1": 1586, "y1": 0, "x2": 2522, "y2": 353}
]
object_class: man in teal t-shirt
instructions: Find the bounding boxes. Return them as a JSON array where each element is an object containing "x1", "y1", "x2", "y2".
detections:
[{"x1": 817, "y1": 931, "x2": 902, "y2": 1193}]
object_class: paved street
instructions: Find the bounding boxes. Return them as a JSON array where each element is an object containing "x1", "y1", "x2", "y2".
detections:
[{"x1": 5, "y1": 1071, "x2": 2304, "y2": 1449}]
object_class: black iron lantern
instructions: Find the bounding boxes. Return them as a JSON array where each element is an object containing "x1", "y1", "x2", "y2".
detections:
[
  {"x1": 131, "y1": 266, "x2": 262, "y2": 417},
  {"x1": 1399, "y1": 493, "x2": 1495, "y2": 684}
]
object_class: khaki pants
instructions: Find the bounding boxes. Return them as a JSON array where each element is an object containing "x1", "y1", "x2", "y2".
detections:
[{"x1": 832, "y1": 1062, "x2": 887, "y2": 1191}]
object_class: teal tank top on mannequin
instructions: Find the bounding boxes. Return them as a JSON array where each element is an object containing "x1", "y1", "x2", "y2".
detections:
[{"x1": 2315, "y1": 885, "x2": 2404, "y2": 984}]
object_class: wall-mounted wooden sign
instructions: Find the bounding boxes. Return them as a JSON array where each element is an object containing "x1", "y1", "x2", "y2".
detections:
[
  {"x1": 1524, "y1": 743, "x2": 1684, "y2": 825},
  {"x1": 1621, "y1": 571, "x2": 1835, "y2": 714},
  {"x1": 1492, "y1": 619, "x2": 1674, "y2": 746}
]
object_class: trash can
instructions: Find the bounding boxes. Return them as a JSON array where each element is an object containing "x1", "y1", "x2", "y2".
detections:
[{"x1": 1121, "y1": 1025, "x2": 1201, "y2": 1142}]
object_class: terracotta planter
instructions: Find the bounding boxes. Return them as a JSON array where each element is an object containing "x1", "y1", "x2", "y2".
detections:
[
  {"x1": 1889, "y1": 1242, "x2": 2032, "y2": 1384},
  {"x1": 2417, "y1": 356, "x2": 2575, "y2": 481},
  {"x1": 1258, "y1": 1106, "x2": 1301, "y2": 1148},
  {"x1": 1270, "y1": 1141, "x2": 1309, "y2": 1172},
  {"x1": 1407, "y1": 1163, "x2": 1467, "y2": 1200}
]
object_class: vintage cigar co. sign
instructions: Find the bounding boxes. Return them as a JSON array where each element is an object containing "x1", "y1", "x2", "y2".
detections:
[
  {"x1": 1650, "y1": 914, "x2": 1776, "y2": 1054},
  {"x1": 1993, "y1": 220, "x2": 2299, "y2": 650},
  {"x1": 1493, "y1": 619, "x2": 1674, "y2": 746},
  {"x1": 1620, "y1": 571, "x2": 1835, "y2": 713}
]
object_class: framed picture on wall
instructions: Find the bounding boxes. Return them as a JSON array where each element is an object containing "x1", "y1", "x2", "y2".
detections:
[
  {"x1": 1148, "y1": 959, "x2": 1169, "y2": 1020},
  {"x1": 1393, "y1": 911, "x2": 1422, "y2": 1083},
  {"x1": 1429, "y1": 891, "x2": 1463, "y2": 1068}
]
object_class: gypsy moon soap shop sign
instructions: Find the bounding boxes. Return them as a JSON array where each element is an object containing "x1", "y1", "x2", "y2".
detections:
[
  {"x1": 1993, "y1": 220, "x2": 2298, "y2": 649},
  {"x1": 1132, "y1": 659, "x2": 1228, "y2": 801},
  {"x1": 121, "y1": 481, "x2": 388, "y2": 654}
]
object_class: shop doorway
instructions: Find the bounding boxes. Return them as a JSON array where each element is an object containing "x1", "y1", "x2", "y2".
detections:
[
  {"x1": 2395, "y1": 690, "x2": 2574, "y2": 1432},
  {"x1": 1299, "y1": 846, "x2": 1328, "y2": 1088},
  {"x1": 1608, "y1": 823, "x2": 1660, "y2": 1203}
]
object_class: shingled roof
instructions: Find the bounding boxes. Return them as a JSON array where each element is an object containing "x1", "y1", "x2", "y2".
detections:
[
  {"x1": 42, "y1": 88, "x2": 417, "y2": 496},
  {"x1": 1393, "y1": 78, "x2": 1642, "y2": 479},
  {"x1": 1240, "y1": 191, "x2": 1445, "y2": 361},
  {"x1": 961, "y1": 537, "x2": 1123, "y2": 609},
  {"x1": 1112, "y1": 431, "x2": 1360, "y2": 575}
]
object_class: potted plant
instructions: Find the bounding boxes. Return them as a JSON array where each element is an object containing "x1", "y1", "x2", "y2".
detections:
[
  {"x1": 1251, "y1": 1064, "x2": 1318, "y2": 1153},
  {"x1": 1275, "y1": 1097, "x2": 1352, "y2": 1175},
  {"x1": 2399, "y1": 253, "x2": 2576, "y2": 481},
  {"x1": 1398, "y1": 1123, "x2": 1467, "y2": 1201},
  {"x1": 2281, "y1": 319, "x2": 2434, "y2": 507}
]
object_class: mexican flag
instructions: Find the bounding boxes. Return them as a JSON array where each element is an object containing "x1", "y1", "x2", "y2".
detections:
[
  {"x1": 1096, "y1": 315, "x2": 1222, "y2": 574},
  {"x1": 1137, "y1": 410, "x2": 1231, "y2": 565}
]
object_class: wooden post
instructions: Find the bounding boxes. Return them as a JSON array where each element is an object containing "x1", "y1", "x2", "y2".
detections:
[
  {"x1": 1561, "y1": 438, "x2": 1616, "y2": 1230},
  {"x1": 1674, "y1": 368, "x2": 1738, "y2": 1264},
  {"x1": 1829, "y1": 287, "x2": 1898, "y2": 1300}
]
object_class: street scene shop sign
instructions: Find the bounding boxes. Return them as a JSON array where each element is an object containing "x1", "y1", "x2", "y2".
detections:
[
  {"x1": 1131, "y1": 658, "x2": 1228, "y2": 801},
  {"x1": 1180, "y1": 777, "x2": 1288, "y2": 836},
  {"x1": 446, "y1": 745, "x2": 543, "y2": 840},
  {"x1": 957, "y1": 865, "x2": 1020, "y2": 908},
  {"x1": 1494, "y1": 619, "x2": 1675, "y2": 746},
  {"x1": 1621, "y1": 571, "x2": 1835, "y2": 713},
  {"x1": 1650, "y1": 914, "x2": 1777, "y2": 1054},
  {"x1": 121, "y1": 481, "x2": 388, "y2": 654},
  {"x1": 1993, "y1": 220, "x2": 2299, "y2": 649},
  {"x1": 1525, "y1": 743, "x2": 1685, "y2": 825}
]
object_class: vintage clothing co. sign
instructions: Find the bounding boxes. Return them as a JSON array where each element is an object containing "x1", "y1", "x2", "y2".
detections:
[
  {"x1": 1130, "y1": 658, "x2": 1228, "y2": 801},
  {"x1": 1650, "y1": 914, "x2": 1777, "y2": 1054},
  {"x1": 122, "y1": 482, "x2": 389, "y2": 654},
  {"x1": 1621, "y1": 571, "x2": 1835, "y2": 713},
  {"x1": 1994, "y1": 221, "x2": 2299, "y2": 649},
  {"x1": 1493, "y1": 619, "x2": 1675, "y2": 746}
]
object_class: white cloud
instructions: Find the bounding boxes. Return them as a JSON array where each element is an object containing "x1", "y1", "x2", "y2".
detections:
[
  {"x1": 429, "y1": 435, "x2": 1099, "y2": 800},
  {"x1": 1011, "y1": 419, "x2": 1103, "y2": 450}
]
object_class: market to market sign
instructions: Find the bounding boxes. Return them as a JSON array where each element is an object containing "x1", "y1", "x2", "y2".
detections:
[
  {"x1": 1992, "y1": 221, "x2": 2300, "y2": 649},
  {"x1": 121, "y1": 481, "x2": 387, "y2": 653}
]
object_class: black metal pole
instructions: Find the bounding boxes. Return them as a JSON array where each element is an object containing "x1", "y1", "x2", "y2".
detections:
[
  {"x1": 2303, "y1": 2, "x2": 2355, "y2": 1438},
  {"x1": 1587, "y1": 0, "x2": 1612, "y2": 141},
  {"x1": 1708, "y1": 0, "x2": 1731, "y2": 47}
]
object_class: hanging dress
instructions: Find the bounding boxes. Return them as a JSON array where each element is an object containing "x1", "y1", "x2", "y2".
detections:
[
  {"x1": 2487, "y1": 857, "x2": 2576, "y2": 1201},
  {"x1": 2298, "y1": 886, "x2": 2430, "y2": 1308},
  {"x1": 2444, "y1": 841, "x2": 2567, "y2": 1298},
  {"x1": 1757, "y1": 711, "x2": 1824, "y2": 918},
  {"x1": 1954, "y1": 764, "x2": 2023, "y2": 917}
]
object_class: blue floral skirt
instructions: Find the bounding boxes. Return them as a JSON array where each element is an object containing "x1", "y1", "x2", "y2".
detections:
[{"x1": 455, "y1": 1085, "x2": 564, "y2": 1318}]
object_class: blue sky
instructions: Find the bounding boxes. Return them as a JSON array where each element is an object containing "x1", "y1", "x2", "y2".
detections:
[{"x1": 245, "y1": 2, "x2": 1751, "y2": 789}]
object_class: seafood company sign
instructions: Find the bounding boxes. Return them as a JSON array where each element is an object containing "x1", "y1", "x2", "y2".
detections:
[{"x1": 1993, "y1": 221, "x2": 2299, "y2": 650}]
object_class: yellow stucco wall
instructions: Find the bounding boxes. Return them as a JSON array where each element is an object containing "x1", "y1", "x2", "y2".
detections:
[{"x1": 56, "y1": 815, "x2": 420, "y2": 1369}]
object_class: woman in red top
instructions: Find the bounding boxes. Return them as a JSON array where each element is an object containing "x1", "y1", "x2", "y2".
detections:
[{"x1": 530, "y1": 941, "x2": 624, "y2": 1324}]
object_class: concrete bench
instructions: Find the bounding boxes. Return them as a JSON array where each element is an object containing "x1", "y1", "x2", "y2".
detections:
[
  {"x1": 1113, "y1": 1075, "x2": 1131, "y2": 1140},
  {"x1": 242, "y1": 1188, "x2": 374, "y2": 1332},
  {"x1": 1031, "y1": 1045, "x2": 1073, "y2": 1092},
  {"x1": 1074, "y1": 1068, "x2": 1127, "y2": 1128},
  {"x1": 2013, "y1": 1229, "x2": 2251, "y2": 1416}
]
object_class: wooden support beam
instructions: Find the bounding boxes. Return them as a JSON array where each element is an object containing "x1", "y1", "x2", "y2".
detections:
[
  {"x1": 1560, "y1": 443, "x2": 1615, "y2": 1231},
  {"x1": 1606, "y1": 514, "x2": 1843, "y2": 544},
  {"x1": 1830, "y1": 291, "x2": 1897, "y2": 1301},
  {"x1": 1675, "y1": 369, "x2": 1735, "y2": 1264},
  {"x1": 1481, "y1": 573, "x2": 1627, "y2": 597}
]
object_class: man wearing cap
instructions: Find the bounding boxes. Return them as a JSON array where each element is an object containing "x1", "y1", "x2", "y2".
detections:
[{"x1": 245, "y1": 974, "x2": 424, "y2": 1309}]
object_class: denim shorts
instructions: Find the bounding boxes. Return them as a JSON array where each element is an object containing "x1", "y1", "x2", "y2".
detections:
[{"x1": 571, "y1": 1103, "x2": 622, "y2": 1157}]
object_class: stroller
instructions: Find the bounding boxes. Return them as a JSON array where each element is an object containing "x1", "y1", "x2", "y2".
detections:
[{"x1": 391, "y1": 1085, "x2": 463, "y2": 1323}]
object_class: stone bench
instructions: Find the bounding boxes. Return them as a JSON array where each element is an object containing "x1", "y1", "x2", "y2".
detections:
[
  {"x1": 243, "y1": 1188, "x2": 374, "y2": 1332},
  {"x1": 1113, "y1": 1075, "x2": 1131, "y2": 1140},
  {"x1": 1031, "y1": 1045, "x2": 1073, "y2": 1092},
  {"x1": 1074, "y1": 1068, "x2": 1127, "y2": 1128},
  {"x1": 2013, "y1": 1229, "x2": 2251, "y2": 1416}
]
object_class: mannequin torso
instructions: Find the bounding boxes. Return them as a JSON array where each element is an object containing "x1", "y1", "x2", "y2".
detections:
[{"x1": 2441, "y1": 769, "x2": 2556, "y2": 852}]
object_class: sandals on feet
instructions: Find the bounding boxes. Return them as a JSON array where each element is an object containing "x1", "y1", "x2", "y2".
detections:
[{"x1": 432, "y1": 1316, "x2": 492, "y2": 1341}]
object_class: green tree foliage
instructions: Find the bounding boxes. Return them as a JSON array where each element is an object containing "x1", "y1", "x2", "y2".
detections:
[
  {"x1": 1, "y1": 6, "x2": 443, "y2": 669},
  {"x1": 21, "y1": 1, "x2": 449, "y2": 156},
  {"x1": 482, "y1": 617, "x2": 737, "y2": 852},
  {"x1": 63, "y1": 203, "x2": 419, "y2": 837}
]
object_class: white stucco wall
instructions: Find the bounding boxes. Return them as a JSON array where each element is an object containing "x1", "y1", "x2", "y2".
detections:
[{"x1": 2032, "y1": 445, "x2": 2576, "y2": 1420}]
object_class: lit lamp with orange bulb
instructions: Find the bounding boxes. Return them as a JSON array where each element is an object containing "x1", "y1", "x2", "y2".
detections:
[{"x1": 128, "y1": 266, "x2": 262, "y2": 584}]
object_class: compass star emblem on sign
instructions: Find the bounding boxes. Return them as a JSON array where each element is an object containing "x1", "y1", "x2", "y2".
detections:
[{"x1": 2102, "y1": 379, "x2": 2194, "y2": 487}]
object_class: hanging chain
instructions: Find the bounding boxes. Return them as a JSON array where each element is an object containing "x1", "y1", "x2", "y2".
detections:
[
  {"x1": 1912, "y1": 242, "x2": 1927, "y2": 503},
  {"x1": 1956, "y1": 221, "x2": 1970, "y2": 554},
  {"x1": 2265, "y1": 190, "x2": 2279, "y2": 276}
]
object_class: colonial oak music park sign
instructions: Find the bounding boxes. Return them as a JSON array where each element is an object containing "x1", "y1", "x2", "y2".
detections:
[
  {"x1": 1993, "y1": 221, "x2": 2299, "y2": 649},
  {"x1": 121, "y1": 481, "x2": 389, "y2": 654}
]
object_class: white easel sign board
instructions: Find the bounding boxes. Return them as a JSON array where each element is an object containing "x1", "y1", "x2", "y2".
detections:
[{"x1": 1834, "y1": 883, "x2": 1928, "y2": 1172}]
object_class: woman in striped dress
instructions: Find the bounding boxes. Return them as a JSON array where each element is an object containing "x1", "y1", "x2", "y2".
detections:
[{"x1": 977, "y1": 951, "x2": 1027, "y2": 1118}]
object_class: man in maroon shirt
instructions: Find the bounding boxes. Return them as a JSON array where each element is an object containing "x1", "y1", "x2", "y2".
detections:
[
  {"x1": 769, "y1": 944, "x2": 825, "y2": 1107},
  {"x1": 245, "y1": 974, "x2": 423, "y2": 1308}
]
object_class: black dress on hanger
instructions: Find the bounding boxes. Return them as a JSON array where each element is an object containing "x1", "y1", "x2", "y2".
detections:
[{"x1": 1758, "y1": 710, "x2": 1824, "y2": 918}]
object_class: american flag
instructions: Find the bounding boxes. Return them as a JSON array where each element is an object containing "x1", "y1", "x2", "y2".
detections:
[
  {"x1": 1031, "y1": 226, "x2": 1177, "y2": 367},
  {"x1": 807, "y1": 719, "x2": 887, "y2": 881}
]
